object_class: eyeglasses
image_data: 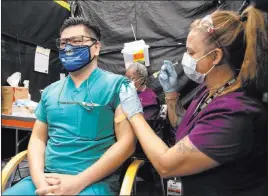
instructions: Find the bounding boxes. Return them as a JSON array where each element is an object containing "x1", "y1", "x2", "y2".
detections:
[
  {"x1": 56, "y1": 35, "x2": 97, "y2": 49},
  {"x1": 125, "y1": 75, "x2": 136, "y2": 81},
  {"x1": 58, "y1": 77, "x2": 97, "y2": 111},
  {"x1": 125, "y1": 76, "x2": 144, "y2": 83}
]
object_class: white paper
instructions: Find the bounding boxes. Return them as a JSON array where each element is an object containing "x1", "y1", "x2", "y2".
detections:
[
  {"x1": 60, "y1": 73, "x2": 65, "y2": 80},
  {"x1": 34, "y1": 46, "x2": 50, "y2": 74}
]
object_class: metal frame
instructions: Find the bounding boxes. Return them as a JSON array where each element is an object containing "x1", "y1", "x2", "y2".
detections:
[{"x1": 2, "y1": 115, "x2": 35, "y2": 154}]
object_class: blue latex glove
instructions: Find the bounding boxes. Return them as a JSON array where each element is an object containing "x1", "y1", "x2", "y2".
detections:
[
  {"x1": 119, "y1": 82, "x2": 143, "y2": 119},
  {"x1": 159, "y1": 60, "x2": 178, "y2": 92}
]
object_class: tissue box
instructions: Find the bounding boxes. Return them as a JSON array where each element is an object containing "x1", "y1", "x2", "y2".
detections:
[
  {"x1": 1, "y1": 86, "x2": 29, "y2": 115},
  {"x1": 12, "y1": 105, "x2": 35, "y2": 117}
]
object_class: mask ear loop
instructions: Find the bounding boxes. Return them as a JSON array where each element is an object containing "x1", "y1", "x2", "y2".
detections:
[
  {"x1": 196, "y1": 49, "x2": 217, "y2": 62},
  {"x1": 133, "y1": 77, "x2": 144, "y2": 84},
  {"x1": 141, "y1": 77, "x2": 146, "y2": 85},
  {"x1": 204, "y1": 48, "x2": 218, "y2": 76},
  {"x1": 205, "y1": 64, "x2": 216, "y2": 76},
  {"x1": 133, "y1": 77, "x2": 146, "y2": 92}
]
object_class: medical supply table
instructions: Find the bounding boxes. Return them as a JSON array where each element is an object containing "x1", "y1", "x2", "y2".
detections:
[{"x1": 2, "y1": 115, "x2": 35, "y2": 154}]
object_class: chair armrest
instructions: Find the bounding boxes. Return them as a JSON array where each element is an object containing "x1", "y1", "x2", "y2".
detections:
[
  {"x1": 119, "y1": 159, "x2": 145, "y2": 195},
  {"x1": 2, "y1": 150, "x2": 28, "y2": 191}
]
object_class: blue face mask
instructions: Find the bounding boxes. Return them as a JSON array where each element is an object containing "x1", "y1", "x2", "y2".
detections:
[{"x1": 59, "y1": 43, "x2": 95, "y2": 72}]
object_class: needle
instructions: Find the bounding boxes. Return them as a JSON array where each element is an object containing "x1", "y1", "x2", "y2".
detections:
[{"x1": 153, "y1": 62, "x2": 179, "y2": 78}]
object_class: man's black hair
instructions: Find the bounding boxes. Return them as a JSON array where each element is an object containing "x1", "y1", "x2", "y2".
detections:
[{"x1": 60, "y1": 17, "x2": 101, "y2": 41}]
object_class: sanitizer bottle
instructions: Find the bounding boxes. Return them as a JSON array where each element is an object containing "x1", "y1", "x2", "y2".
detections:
[{"x1": 23, "y1": 80, "x2": 31, "y2": 100}]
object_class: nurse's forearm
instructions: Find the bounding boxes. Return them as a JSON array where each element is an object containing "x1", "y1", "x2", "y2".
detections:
[
  {"x1": 129, "y1": 113, "x2": 171, "y2": 175},
  {"x1": 165, "y1": 92, "x2": 185, "y2": 128}
]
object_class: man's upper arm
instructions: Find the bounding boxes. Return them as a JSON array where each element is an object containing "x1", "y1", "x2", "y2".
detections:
[
  {"x1": 112, "y1": 78, "x2": 134, "y2": 141},
  {"x1": 114, "y1": 105, "x2": 135, "y2": 142},
  {"x1": 32, "y1": 90, "x2": 49, "y2": 142},
  {"x1": 35, "y1": 99, "x2": 47, "y2": 124},
  {"x1": 31, "y1": 120, "x2": 48, "y2": 142}
]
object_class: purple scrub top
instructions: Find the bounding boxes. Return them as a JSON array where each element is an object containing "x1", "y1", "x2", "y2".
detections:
[{"x1": 176, "y1": 85, "x2": 267, "y2": 196}]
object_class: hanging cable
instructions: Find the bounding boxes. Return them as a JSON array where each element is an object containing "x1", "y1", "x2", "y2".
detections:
[
  {"x1": 238, "y1": 0, "x2": 250, "y2": 15},
  {"x1": 16, "y1": 34, "x2": 22, "y2": 85}
]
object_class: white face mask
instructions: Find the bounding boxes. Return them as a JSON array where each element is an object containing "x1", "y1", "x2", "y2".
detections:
[
  {"x1": 181, "y1": 51, "x2": 215, "y2": 84},
  {"x1": 129, "y1": 77, "x2": 144, "y2": 91}
]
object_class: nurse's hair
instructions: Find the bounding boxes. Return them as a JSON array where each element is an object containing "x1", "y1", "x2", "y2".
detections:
[
  {"x1": 127, "y1": 62, "x2": 148, "y2": 85},
  {"x1": 191, "y1": 6, "x2": 268, "y2": 93}
]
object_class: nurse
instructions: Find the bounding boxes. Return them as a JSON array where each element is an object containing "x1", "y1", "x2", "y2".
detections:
[
  {"x1": 119, "y1": 6, "x2": 267, "y2": 196},
  {"x1": 3, "y1": 17, "x2": 135, "y2": 195}
]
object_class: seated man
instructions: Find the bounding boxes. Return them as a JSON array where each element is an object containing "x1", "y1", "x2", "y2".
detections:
[
  {"x1": 3, "y1": 17, "x2": 135, "y2": 195},
  {"x1": 125, "y1": 62, "x2": 159, "y2": 120}
]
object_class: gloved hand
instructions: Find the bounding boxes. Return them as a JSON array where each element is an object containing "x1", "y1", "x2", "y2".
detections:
[
  {"x1": 159, "y1": 60, "x2": 178, "y2": 92},
  {"x1": 119, "y1": 82, "x2": 143, "y2": 119}
]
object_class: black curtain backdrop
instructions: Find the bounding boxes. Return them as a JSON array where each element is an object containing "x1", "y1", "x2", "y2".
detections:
[
  {"x1": 2, "y1": 1, "x2": 70, "y2": 102},
  {"x1": 72, "y1": 1, "x2": 244, "y2": 102}
]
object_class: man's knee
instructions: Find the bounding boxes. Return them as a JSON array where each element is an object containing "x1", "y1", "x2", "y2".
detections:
[{"x1": 2, "y1": 176, "x2": 36, "y2": 195}]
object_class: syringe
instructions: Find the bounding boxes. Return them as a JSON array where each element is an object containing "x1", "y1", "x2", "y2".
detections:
[{"x1": 152, "y1": 62, "x2": 179, "y2": 78}]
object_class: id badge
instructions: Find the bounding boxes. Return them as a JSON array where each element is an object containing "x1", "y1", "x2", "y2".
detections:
[{"x1": 167, "y1": 178, "x2": 183, "y2": 196}]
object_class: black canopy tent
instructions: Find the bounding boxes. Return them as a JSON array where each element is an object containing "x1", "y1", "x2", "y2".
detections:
[
  {"x1": 72, "y1": 1, "x2": 245, "y2": 104},
  {"x1": 1, "y1": 0, "x2": 244, "y2": 103},
  {"x1": 1, "y1": 0, "x2": 245, "y2": 159},
  {"x1": 2, "y1": 4, "x2": 268, "y2": 194},
  {"x1": 1, "y1": 0, "x2": 70, "y2": 158},
  {"x1": 1, "y1": 2, "x2": 268, "y2": 194},
  {"x1": 1, "y1": 0, "x2": 70, "y2": 102}
]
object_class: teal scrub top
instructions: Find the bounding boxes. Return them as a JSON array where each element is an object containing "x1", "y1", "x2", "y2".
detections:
[{"x1": 35, "y1": 68, "x2": 127, "y2": 180}]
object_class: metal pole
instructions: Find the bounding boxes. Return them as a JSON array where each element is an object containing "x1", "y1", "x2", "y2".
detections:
[
  {"x1": 15, "y1": 129, "x2": 19, "y2": 154},
  {"x1": 160, "y1": 177, "x2": 165, "y2": 196}
]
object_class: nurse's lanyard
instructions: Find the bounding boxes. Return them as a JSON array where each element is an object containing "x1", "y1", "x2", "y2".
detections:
[{"x1": 191, "y1": 77, "x2": 237, "y2": 120}]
